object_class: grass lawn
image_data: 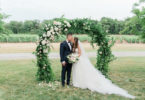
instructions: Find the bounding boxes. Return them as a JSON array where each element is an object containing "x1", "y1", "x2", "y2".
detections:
[
  {"x1": 0, "y1": 43, "x2": 145, "y2": 53},
  {"x1": 0, "y1": 57, "x2": 145, "y2": 100}
]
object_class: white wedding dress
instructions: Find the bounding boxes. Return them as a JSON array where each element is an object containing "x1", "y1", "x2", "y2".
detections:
[{"x1": 72, "y1": 41, "x2": 135, "y2": 99}]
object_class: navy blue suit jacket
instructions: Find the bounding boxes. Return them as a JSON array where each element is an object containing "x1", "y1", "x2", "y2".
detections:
[{"x1": 60, "y1": 41, "x2": 72, "y2": 63}]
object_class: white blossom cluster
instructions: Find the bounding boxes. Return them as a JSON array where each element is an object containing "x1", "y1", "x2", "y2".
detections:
[
  {"x1": 64, "y1": 20, "x2": 71, "y2": 28},
  {"x1": 53, "y1": 21, "x2": 61, "y2": 26},
  {"x1": 63, "y1": 20, "x2": 71, "y2": 32},
  {"x1": 40, "y1": 20, "x2": 71, "y2": 46},
  {"x1": 83, "y1": 22, "x2": 90, "y2": 30},
  {"x1": 37, "y1": 20, "x2": 71, "y2": 54}
]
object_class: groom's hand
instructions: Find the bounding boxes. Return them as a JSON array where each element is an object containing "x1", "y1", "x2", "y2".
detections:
[{"x1": 62, "y1": 61, "x2": 66, "y2": 67}]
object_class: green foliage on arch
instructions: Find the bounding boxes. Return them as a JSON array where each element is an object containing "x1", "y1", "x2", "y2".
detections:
[{"x1": 35, "y1": 18, "x2": 115, "y2": 83}]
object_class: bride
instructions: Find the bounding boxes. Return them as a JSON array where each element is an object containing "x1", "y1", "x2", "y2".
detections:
[{"x1": 71, "y1": 37, "x2": 135, "y2": 99}]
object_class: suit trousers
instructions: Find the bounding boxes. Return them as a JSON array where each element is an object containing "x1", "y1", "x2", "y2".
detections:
[{"x1": 61, "y1": 63, "x2": 72, "y2": 86}]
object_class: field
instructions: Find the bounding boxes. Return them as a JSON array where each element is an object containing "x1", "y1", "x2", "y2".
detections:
[
  {"x1": 0, "y1": 34, "x2": 145, "y2": 100},
  {"x1": 0, "y1": 34, "x2": 144, "y2": 43},
  {"x1": 0, "y1": 57, "x2": 145, "y2": 100}
]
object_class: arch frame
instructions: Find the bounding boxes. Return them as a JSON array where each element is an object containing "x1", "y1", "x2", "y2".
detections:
[{"x1": 35, "y1": 18, "x2": 115, "y2": 83}]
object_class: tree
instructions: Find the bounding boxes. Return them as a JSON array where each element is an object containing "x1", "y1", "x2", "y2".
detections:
[
  {"x1": 30, "y1": 20, "x2": 43, "y2": 35},
  {"x1": 0, "y1": 12, "x2": 11, "y2": 34},
  {"x1": 100, "y1": 17, "x2": 124, "y2": 34},
  {"x1": 132, "y1": 0, "x2": 145, "y2": 38},
  {"x1": 23, "y1": 20, "x2": 34, "y2": 32},
  {"x1": 23, "y1": 20, "x2": 42, "y2": 34},
  {"x1": 120, "y1": 17, "x2": 142, "y2": 35},
  {"x1": 0, "y1": 13, "x2": 4, "y2": 33},
  {"x1": 5, "y1": 21, "x2": 23, "y2": 34}
]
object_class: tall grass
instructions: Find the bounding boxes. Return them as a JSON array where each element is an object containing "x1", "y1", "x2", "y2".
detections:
[
  {"x1": 109, "y1": 35, "x2": 144, "y2": 43},
  {"x1": 0, "y1": 34, "x2": 39, "y2": 42},
  {"x1": 0, "y1": 34, "x2": 144, "y2": 43}
]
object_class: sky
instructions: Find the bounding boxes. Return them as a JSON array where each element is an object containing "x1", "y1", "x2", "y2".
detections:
[{"x1": 0, "y1": 0, "x2": 139, "y2": 22}]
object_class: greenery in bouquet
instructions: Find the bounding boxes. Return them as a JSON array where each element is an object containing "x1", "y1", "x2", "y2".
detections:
[{"x1": 67, "y1": 53, "x2": 79, "y2": 64}]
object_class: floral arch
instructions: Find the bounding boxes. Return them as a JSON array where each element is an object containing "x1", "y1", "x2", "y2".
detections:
[{"x1": 35, "y1": 18, "x2": 115, "y2": 83}]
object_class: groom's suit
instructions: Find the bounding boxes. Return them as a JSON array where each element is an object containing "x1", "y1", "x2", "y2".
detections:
[{"x1": 60, "y1": 40, "x2": 73, "y2": 86}]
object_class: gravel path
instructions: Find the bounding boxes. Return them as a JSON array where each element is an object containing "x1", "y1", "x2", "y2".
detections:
[{"x1": 0, "y1": 52, "x2": 145, "y2": 60}]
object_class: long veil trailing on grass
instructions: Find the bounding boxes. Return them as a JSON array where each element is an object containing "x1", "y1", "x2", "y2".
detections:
[{"x1": 72, "y1": 41, "x2": 135, "y2": 99}]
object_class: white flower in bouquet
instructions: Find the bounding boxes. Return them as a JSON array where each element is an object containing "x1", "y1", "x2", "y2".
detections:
[
  {"x1": 43, "y1": 48, "x2": 48, "y2": 53},
  {"x1": 58, "y1": 22, "x2": 61, "y2": 26},
  {"x1": 67, "y1": 53, "x2": 79, "y2": 63},
  {"x1": 50, "y1": 28, "x2": 54, "y2": 33},
  {"x1": 50, "y1": 35, "x2": 54, "y2": 41},
  {"x1": 55, "y1": 32, "x2": 59, "y2": 35},
  {"x1": 47, "y1": 31, "x2": 51, "y2": 37},
  {"x1": 45, "y1": 24, "x2": 47, "y2": 27},
  {"x1": 50, "y1": 26, "x2": 54, "y2": 30},
  {"x1": 54, "y1": 27, "x2": 59, "y2": 31},
  {"x1": 41, "y1": 40, "x2": 47, "y2": 45},
  {"x1": 52, "y1": 32, "x2": 55, "y2": 35},
  {"x1": 53, "y1": 21, "x2": 57, "y2": 25},
  {"x1": 55, "y1": 21, "x2": 61, "y2": 25},
  {"x1": 53, "y1": 21, "x2": 61, "y2": 25},
  {"x1": 46, "y1": 27, "x2": 49, "y2": 30},
  {"x1": 64, "y1": 28, "x2": 68, "y2": 32},
  {"x1": 51, "y1": 26, "x2": 53, "y2": 29},
  {"x1": 43, "y1": 33, "x2": 46, "y2": 38},
  {"x1": 99, "y1": 51, "x2": 102, "y2": 54},
  {"x1": 47, "y1": 43, "x2": 50, "y2": 47},
  {"x1": 47, "y1": 24, "x2": 50, "y2": 26},
  {"x1": 45, "y1": 25, "x2": 48, "y2": 29},
  {"x1": 64, "y1": 20, "x2": 68, "y2": 24},
  {"x1": 64, "y1": 21, "x2": 69, "y2": 24},
  {"x1": 64, "y1": 21, "x2": 71, "y2": 27},
  {"x1": 67, "y1": 23, "x2": 71, "y2": 27},
  {"x1": 43, "y1": 66, "x2": 46, "y2": 69}
]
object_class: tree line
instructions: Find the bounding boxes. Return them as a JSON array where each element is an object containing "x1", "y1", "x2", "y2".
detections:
[
  {"x1": 0, "y1": 17, "x2": 142, "y2": 35},
  {"x1": 0, "y1": 0, "x2": 144, "y2": 38}
]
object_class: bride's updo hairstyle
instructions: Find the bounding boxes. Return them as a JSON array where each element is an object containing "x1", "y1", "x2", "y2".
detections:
[{"x1": 73, "y1": 37, "x2": 79, "y2": 52}]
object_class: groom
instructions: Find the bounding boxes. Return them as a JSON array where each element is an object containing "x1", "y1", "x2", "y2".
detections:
[{"x1": 60, "y1": 33, "x2": 73, "y2": 87}]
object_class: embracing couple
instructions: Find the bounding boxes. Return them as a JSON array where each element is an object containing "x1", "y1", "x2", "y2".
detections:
[{"x1": 60, "y1": 33, "x2": 135, "y2": 99}]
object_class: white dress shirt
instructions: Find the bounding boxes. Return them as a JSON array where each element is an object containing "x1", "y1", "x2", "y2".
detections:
[{"x1": 66, "y1": 40, "x2": 72, "y2": 50}]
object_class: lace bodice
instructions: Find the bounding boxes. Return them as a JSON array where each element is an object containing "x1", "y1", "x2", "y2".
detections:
[
  {"x1": 75, "y1": 48, "x2": 79, "y2": 53},
  {"x1": 73, "y1": 48, "x2": 79, "y2": 55}
]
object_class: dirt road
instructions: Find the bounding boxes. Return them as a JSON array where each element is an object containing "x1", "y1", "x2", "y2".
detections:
[{"x1": 0, "y1": 51, "x2": 145, "y2": 60}]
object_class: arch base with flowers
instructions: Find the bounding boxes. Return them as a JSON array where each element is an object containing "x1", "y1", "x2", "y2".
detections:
[{"x1": 35, "y1": 18, "x2": 115, "y2": 83}]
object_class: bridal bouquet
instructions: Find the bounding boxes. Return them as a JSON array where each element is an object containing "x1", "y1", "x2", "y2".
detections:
[{"x1": 67, "y1": 53, "x2": 79, "y2": 63}]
